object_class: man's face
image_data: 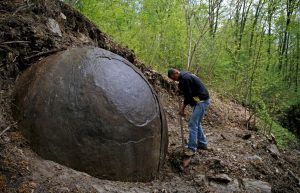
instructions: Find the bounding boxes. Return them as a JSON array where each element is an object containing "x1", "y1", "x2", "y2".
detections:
[{"x1": 170, "y1": 71, "x2": 180, "y2": 81}]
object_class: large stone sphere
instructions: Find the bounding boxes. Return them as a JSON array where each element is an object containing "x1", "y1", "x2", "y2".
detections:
[{"x1": 13, "y1": 47, "x2": 168, "y2": 181}]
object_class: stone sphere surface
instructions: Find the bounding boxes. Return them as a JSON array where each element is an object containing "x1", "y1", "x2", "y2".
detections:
[{"x1": 13, "y1": 47, "x2": 168, "y2": 181}]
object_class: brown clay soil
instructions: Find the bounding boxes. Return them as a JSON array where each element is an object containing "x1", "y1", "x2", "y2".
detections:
[{"x1": 1, "y1": 1, "x2": 300, "y2": 193}]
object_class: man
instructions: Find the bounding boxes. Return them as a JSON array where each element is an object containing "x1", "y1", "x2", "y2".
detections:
[{"x1": 168, "y1": 68, "x2": 211, "y2": 156}]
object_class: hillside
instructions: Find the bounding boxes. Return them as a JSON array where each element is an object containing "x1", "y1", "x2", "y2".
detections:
[{"x1": 0, "y1": 1, "x2": 300, "y2": 193}]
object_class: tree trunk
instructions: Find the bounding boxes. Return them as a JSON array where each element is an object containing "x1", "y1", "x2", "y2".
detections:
[
  {"x1": 187, "y1": 14, "x2": 193, "y2": 71},
  {"x1": 249, "y1": 0, "x2": 265, "y2": 58},
  {"x1": 296, "y1": 32, "x2": 299, "y2": 92},
  {"x1": 266, "y1": 0, "x2": 277, "y2": 71},
  {"x1": 279, "y1": 0, "x2": 295, "y2": 74},
  {"x1": 208, "y1": 0, "x2": 223, "y2": 37}
]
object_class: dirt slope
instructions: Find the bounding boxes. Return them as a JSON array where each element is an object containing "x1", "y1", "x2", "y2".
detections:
[
  {"x1": 1, "y1": 85, "x2": 300, "y2": 193},
  {"x1": 0, "y1": 1, "x2": 300, "y2": 193}
]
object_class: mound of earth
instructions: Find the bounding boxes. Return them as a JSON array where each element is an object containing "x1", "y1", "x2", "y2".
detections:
[{"x1": 0, "y1": 0, "x2": 299, "y2": 193}]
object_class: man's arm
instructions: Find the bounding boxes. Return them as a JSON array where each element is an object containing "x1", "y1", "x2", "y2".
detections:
[{"x1": 182, "y1": 77, "x2": 196, "y2": 106}]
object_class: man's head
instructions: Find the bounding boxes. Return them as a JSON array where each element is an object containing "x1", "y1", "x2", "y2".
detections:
[{"x1": 168, "y1": 68, "x2": 181, "y2": 81}]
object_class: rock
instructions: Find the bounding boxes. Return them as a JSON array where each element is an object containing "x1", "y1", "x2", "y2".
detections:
[
  {"x1": 92, "y1": 184, "x2": 105, "y2": 192},
  {"x1": 242, "y1": 178, "x2": 271, "y2": 193},
  {"x1": 0, "y1": 135, "x2": 10, "y2": 143},
  {"x1": 242, "y1": 133, "x2": 252, "y2": 140},
  {"x1": 267, "y1": 144, "x2": 280, "y2": 158},
  {"x1": 245, "y1": 155, "x2": 263, "y2": 163},
  {"x1": 60, "y1": 12, "x2": 66, "y2": 20},
  {"x1": 194, "y1": 174, "x2": 206, "y2": 185},
  {"x1": 47, "y1": 18, "x2": 62, "y2": 37},
  {"x1": 13, "y1": 47, "x2": 168, "y2": 182},
  {"x1": 209, "y1": 179, "x2": 240, "y2": 192},
  {"x1": 207, "y1": 174, "x2": 232, "y2": 183},
  {"x1": 195, "y1": 175, "x2": 224, "y2": 192},
  {"x1": 207, "y1": 158, "x2": 224, "y2": 170},
  {"x1": 252, "y1": 143, "x2": 258, "y2": 149}
]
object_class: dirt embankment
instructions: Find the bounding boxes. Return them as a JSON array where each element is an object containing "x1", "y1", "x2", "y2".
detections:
[{"x1": 0, "y1": 1, "x2": 300, "y2": 193}]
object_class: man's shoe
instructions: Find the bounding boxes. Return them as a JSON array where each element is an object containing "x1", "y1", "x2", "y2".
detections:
[
  {"x1": 198, "y1": 145, "x2": 208, "y2": 150},
  {"x1": 198, "y1": 145, "x2": 213, "y2": 151},
  {"x1": 184, "y1": 148, "x2": 196, "y2": 156}
]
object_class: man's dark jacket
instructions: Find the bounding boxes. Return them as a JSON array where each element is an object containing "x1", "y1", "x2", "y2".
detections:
[{"x1": 179, "y1": 71, "x2": 210, "y2": 107}]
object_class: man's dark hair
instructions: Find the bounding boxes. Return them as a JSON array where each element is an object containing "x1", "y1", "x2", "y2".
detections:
[{"x1": 168, "y1": 68, "x2": 177, "y2": 78}]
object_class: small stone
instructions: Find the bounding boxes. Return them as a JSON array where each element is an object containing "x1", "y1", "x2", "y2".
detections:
[
  {"x1": 252, "y1": 143, "x2": 257, "y2": 149},
  {"x1": 242, "y1": 178, "x2": 271, "y2": 193},
  {"x1": 242, "y1": 133, "x2": 252, "y2": 140},
  {"x1": 194, "y1": 174, "x2": 207, "y2": 185},
  {"x1": 209, "y1": 179, "x2": 240, "y2": 192},
  {"x1": 2, "y1": 135, "x2": 10, "y2": 143},
  {"x1": 47, "y1": 18, "x2": 62, "y2": 37},
  {"x1": 245, "y1": 155, "x2": 263, "y2": 163},
  {"x1": 267, "y1": 144, "x2": 280, "y2": 158},
  {"x1": 207, "y1": 174, "x2": 232, "y2": 183},
  {"x1": 60, "y1": 12, "x2": 66, "y2": 20}
]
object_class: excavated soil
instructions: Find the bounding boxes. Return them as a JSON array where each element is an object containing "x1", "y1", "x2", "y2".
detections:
[{"x1": 1, "y1": 1, "x2": 300, "y2": 193}]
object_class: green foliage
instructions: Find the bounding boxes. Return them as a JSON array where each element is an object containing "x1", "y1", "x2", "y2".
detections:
[
  {"x1": 259, "y1": 120, "x2": 299, "y2": 149},
  {"x1": 76, "y1": 0, "x2": 187, "y2": 72}
]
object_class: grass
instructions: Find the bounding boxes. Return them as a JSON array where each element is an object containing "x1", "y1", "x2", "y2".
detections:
[
  {"x1": 257, "y1": 118, "x2": 299, "y2": 149},
  {"x1": 270, "y1": 121, "x2": 299, "y2": 149}
]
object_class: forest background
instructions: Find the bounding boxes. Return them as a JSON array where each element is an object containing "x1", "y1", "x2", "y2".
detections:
[{"x1": 64, "y1": 0, "x2": 300, "y2": 148}]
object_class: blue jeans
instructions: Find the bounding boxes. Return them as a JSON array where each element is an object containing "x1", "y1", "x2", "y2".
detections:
[{"x1": 188, "y1": 99, "x2": 211, "y2": 152}]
